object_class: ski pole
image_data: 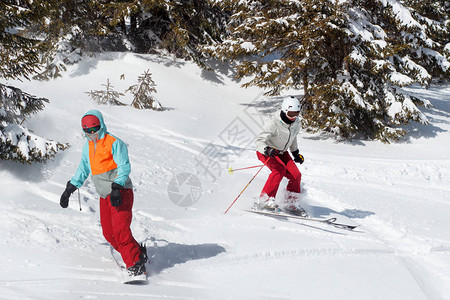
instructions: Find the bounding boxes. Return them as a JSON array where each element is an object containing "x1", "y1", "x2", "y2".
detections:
[
  {"x1": 228, "y1": 164, "x2": 264, "y2": 174},
  {"x1": 224, "y1": 157, "x2": 270, "y2": 214},
  {"x1": 78, "y1": 189, "x2": 82, "y2": 211}
]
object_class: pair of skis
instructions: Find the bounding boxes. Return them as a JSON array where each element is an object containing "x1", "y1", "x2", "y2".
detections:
[{"x1": 245, "y1": 209, "x2": 359, "y2": 231}]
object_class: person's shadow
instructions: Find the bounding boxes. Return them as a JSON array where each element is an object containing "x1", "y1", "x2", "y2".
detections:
[
  {"x1": 308, "y1": 205, "x2": 375, "y2": 219},
  {"x1": 144, "y1": 238, "x2": 226, "y2": 276}
]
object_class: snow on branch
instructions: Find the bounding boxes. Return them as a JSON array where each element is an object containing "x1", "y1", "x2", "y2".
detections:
[
  {"x1": 0, "y1": 124, "x2": 67, "y2": 163},
  {"x1": 0, "y1": 84, "x2": 47, "y2": 124},
  {"x1": 0, "y1": 83, "x2": 68, "y2": 163},
  {"x1": 207, "y1": 0, "x2": 448, "y2": 142}
]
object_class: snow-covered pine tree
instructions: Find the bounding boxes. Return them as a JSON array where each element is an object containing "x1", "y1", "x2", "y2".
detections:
[
  {"x1": 0, "y1": 1, "x2": 67, "y2": 163},
  {"x1": 207, "y1": 0, "x2": 449, "y2": 142},
  {"x1": 86, "y1": 79, "x2": 126, "y2": 106},
  {"x1": 127, "y1": 70, "x2": 163, "y2": 110},
  {"x1": 0, "y1": 84, "x2": 68, "y2": 163},
  {"x1": 30, "y1": 0, "x2": 229, "y2": 75},
  {"x1": 145, "y1": 0, "x2": 229, "y2": 68},
  {"x1": 333, "y1": 0, "x2": 449, "y2": 141},
  {"x1": 399, "y1": 0, "x2": 450, "y2": 79},
  {"x1": 0, "y1": 1, "x2": 48, "y2": 80},
  {"x1": 31, "y1": 0, "x2": 123, "y2": 80}
]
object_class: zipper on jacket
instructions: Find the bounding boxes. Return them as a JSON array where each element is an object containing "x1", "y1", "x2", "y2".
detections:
[
  {"x1": 283, "y1": 124, "x2": 292, "y2": 153},
  {"x1": 90, "y1": 140, "x2": 97, "y2": 158}
]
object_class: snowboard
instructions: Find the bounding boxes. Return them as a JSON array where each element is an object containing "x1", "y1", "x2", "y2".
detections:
[{"x1": 110, "y1": 246, "x2": 148, "y2": 285}]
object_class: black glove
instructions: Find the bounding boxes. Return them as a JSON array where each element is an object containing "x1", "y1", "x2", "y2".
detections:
[
  {"x1": 110, "y1": 182, "x2": 123, "y2": 207},
  {"x1": 60, "y1": 181, "x2": 77, "y2": 208},
  {"x1": 264, "y1": 146, "x2": 279, "y2": 157},
  {"x1": 291, "y1": 149, "x2": 304, "y2": 164}
]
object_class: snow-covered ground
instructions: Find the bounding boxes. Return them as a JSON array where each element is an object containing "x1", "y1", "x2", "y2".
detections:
[{"x1": 1, "y1": 53, "x2": 449, "y2": 299}]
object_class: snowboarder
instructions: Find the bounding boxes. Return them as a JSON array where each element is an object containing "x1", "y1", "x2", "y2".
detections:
[
  {"x1": 255, "y1": 96, "x2": 305, "y2": 215},
  {"x1": 59, "y1": 109, "x2": 147, "y2": 277}
]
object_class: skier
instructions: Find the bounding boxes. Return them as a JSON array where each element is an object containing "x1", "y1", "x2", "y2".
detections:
[
  {"x1": 255, "y1": 96, "x2": 305, "y2": 215},
  {"x1": 59, "y1": 109, "x2": 147, "y2": 277}
]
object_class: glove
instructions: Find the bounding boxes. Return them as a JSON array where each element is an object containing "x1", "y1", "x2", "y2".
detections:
[
  {"x1": 110, "y1": 182, "x2": 123, "y2": 207},
  {"x1": 291, "y1": 149, "x2": 304, "y2": 164},
  {"x1": 60, "y1": 181, "x2": 77, "y2": 208},
  {"x1": 264, "y1": 146, "x2": 279, "y2": 157}
]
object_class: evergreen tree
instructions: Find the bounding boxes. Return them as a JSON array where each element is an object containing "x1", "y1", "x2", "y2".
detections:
[
  {"x1": 0, "y1": 1, "x2": 50, "y2": 80},
  {"x1": 0, "y1": 84, "x2": 68, "y2": 163},
  {"x1": 0, "y1": 1, "x2": 67, "y2": 163},
  {"x1": 86, "y1": 79, "x2": 126, "y2": 106},
  {"x1": 97, "y1": 0, "x2": 229, "y2": 67},
  {"x1": 31, "y1": 0, "x2": 229, "y2": 76},
  {"x1": 127, "y1": 70, "x2": 163, "y2": 110},
  {"x1": 207, "y1": 0, "x2": 449, "y2": 142},
  {"x1": 32, "y1": 0, "x2": 124, "y2": 80}
]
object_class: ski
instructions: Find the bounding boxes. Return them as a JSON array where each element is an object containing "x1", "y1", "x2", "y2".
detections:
[
  {"x1": 110, "y1": 246, "x2": 148, "y2": 285},
  {"x1": 245, "y1": 209, "x2": 359, "y2": 230}
]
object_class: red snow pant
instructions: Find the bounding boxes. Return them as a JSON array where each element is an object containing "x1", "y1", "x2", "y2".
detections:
[
  {"x1": 257, "y1": 151, "x2": 301, "y2": 198},
  {"x1": 100, "y1": 188, "x2": 141, "y2": 268}
]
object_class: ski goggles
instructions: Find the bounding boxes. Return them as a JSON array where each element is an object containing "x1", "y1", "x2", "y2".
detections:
[
  {"x1": 286, "y1": 111, "x2": 300, "y2": 118},
  {"x1": 83, "y1": 125, "x2": 101, "y2": 134}
]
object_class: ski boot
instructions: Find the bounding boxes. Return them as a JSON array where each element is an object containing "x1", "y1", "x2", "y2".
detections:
[
  {"x1": 254, "y1": 197, "x2": 279, "y2": 212},
  {"x1": 283, "y1": 204, "x2": 307, "y2": 217}
]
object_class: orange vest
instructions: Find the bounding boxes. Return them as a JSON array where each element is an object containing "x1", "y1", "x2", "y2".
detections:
[{"x1": 88, "y1": 133, "x2": 118, "y2": 175}]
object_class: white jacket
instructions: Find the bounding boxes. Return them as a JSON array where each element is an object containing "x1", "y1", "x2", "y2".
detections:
[{"x1": 255, "y1": 111, "x2": 301, "y2": 155}]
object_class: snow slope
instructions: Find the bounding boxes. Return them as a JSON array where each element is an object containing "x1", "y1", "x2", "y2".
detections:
[{"x1": 1, "y1": 53, "x2": 449, "y2": 299}]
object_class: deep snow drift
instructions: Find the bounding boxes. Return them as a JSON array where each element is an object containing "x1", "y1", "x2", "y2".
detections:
[{"x1": 1, "y1": 53, "x2": 449, "y2": 299}]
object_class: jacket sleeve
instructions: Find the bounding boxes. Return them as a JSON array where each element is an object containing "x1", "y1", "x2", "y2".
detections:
[
  {"x1": 255, "y1": 119, "x2": 277, "y2": 154},
  {"x1": 111, "y1": 138, "x2": 131, "y2": 186},
  {"x1": 70, "y1": 143, "x2": 91, "y2": 188}
]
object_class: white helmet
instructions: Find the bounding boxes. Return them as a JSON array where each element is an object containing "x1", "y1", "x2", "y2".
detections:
[{"x1": 281, "y1": 96, "x2": 300, "y2": 113}]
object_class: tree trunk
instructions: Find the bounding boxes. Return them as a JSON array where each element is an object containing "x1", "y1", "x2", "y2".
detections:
[{"x1": 303, "y1": 66, "x2": 308, "y2": 96}]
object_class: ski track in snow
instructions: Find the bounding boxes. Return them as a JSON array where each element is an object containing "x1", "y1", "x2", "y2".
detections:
[
  {"x1": 301, "y1": 157, "x2": 450, "y2": 300},
  {"x1": 1, "y1": 54, "x2": 449, "y2": 299}
]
